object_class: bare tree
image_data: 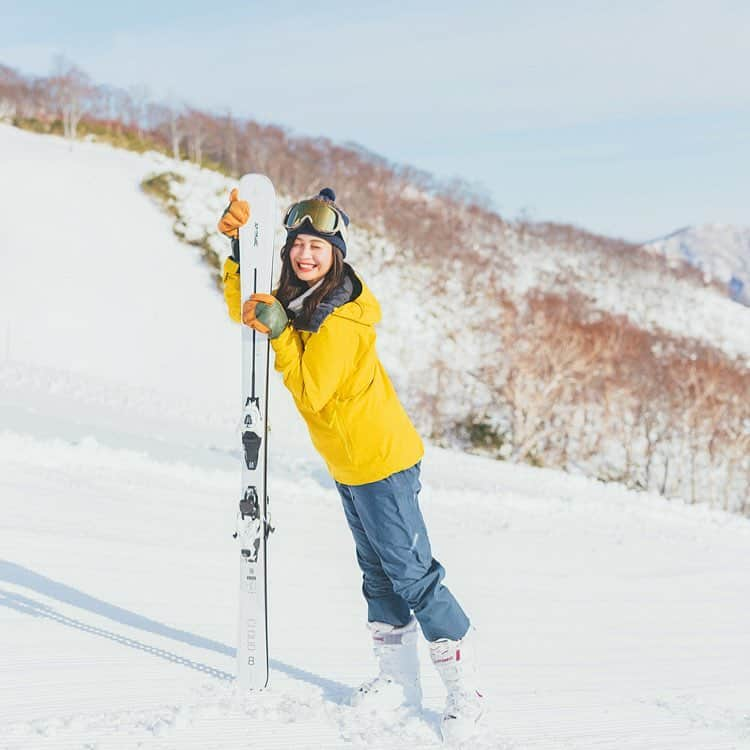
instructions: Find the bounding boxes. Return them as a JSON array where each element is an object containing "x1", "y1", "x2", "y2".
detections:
[
  {"x1": 183, "y1": 108, "x2": 214, "y2": 164},
  {"x1": 47, "y1": 56, "x2": 93, "y2": 139},
  {"x1": 146, "y1": 101, "x2": 182, "y2": 158},
  {"x1": 168, "y1": 104, "x2": 184, "y2": 159},
  {"x1": 127, "y1": 84, "x2": 151, "y2": 139},
  {"x1": 222, "y1": 111, "x2": 239, "y2": 175},
  {"x1": 0, "y1": 64, "x2": 24, "y2": 121}
]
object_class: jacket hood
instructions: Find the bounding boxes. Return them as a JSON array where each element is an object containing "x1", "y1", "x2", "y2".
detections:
[{"x1": 333, "y1": 266, "x2": 381, "y2": 326}]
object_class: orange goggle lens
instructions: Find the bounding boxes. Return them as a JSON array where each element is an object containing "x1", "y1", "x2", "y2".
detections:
[{"x1": 284, "y1": 199, "x2": 345, "y2": 236}]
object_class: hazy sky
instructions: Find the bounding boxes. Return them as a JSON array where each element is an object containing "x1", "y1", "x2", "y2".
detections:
[{"x1": 2, "y1": 0, "x2": 748, "y2": 241}]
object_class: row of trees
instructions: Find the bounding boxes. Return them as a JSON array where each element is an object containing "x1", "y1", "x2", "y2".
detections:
[
  {"x1": 0, "y1": 59, "x2": 495, "y2": 247},
  {"x1": 407, "y1": 273, "x2": 750, "y2": 514}
]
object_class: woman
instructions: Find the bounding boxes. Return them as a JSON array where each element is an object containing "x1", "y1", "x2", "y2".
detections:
[{"x1": 219, "y1": 187, "x2": 482, "y2": 742}]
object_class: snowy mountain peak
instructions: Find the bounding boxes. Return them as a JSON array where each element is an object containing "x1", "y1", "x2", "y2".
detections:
[{"x1": 645, "y1": 224, "x2": 750, "y2": 304}]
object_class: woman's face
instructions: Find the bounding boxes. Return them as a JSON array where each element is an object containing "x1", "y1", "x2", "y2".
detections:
[{"x1": 288, "y1": 234, "x2": 334, "y2": 286}]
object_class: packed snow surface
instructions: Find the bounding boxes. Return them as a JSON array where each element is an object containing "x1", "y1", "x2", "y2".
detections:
[{"x1": 1, "y1": 124, "x2": 750, "y2": 749}]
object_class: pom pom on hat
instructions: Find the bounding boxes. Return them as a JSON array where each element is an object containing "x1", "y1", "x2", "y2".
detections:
[{"x1": 318, "y1": 187, "x2": 336, "y2": 201}]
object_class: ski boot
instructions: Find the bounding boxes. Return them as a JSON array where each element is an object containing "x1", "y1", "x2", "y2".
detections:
[
  {"x1": 350, "y1": 616, "x2": 423, "y2": 711},
  {"x1": 429, "y1": 630, "x2": 484, "y2": 743}
]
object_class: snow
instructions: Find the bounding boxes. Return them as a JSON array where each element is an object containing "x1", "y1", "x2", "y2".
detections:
[
  {"x1": 1, "y1": 123, "x2": 750, "y2": 749},
  {"x1": 646, "y1": 224, "x2": 750, "y2": 306},
  {"x1": 495, "y1": 228, "x2": 750, "y2": 364}
]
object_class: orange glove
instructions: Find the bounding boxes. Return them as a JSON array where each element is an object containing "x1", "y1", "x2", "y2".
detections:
[
  {"x1": 242, "y1": 293, "x2": 289, "y2": 338},
  {"x1": 242, "y1": 296, "x2": 270, "y2": 334},
  {"x1": 217, "y1": 188, "x2": 250, "y2": 238}
]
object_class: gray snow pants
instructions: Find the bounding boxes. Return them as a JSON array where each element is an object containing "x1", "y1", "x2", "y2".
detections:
[{"x1": 335, "y1": 461, "x2": 470, "y2": 642}]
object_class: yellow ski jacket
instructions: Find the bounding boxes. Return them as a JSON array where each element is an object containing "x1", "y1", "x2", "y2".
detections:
[{"x1": 222, "y1": 258, "x2": 424, "y2": 485}]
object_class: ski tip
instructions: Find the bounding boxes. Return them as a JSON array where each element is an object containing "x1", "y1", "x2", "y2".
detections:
[{"x1": 239, "y1": 173, "x2": 274, "y2": 190}]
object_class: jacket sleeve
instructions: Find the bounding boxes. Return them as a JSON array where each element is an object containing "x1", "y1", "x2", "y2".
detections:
[
  {"x1": 271, "y1": 318, "x2": 359, "y2": 414},
  {"x1": 222, "y1": 257, "x2": 242, "y2": 323}
]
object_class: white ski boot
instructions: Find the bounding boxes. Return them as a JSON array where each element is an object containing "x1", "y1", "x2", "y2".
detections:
[
  {"x1": 350, "y1": 616, "x2": 423, "y2": 711},
  {"x1": 429, "y1": 631, "x2": 483, "y2": 744}
]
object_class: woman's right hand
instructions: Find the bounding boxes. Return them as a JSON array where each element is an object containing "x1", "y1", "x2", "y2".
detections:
[
  {"x1": 217, "y1": 188, "x2": 250, "y2": 239},
  {"x1": 242, "y1": 294, "x2": 289, "y2": 339}
]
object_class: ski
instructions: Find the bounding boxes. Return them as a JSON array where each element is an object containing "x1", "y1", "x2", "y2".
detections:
[{"x1": 234, "y1": 173, "x2": 276, "y2": 689}]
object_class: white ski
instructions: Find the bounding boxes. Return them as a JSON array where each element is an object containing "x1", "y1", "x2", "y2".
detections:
[{"x1": 235, "y1": 173, "x2": 276, "y2": 689}]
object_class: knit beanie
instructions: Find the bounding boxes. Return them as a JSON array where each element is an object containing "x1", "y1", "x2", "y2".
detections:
[{"x1": 285, "y1": 187, "x2": 350, "y2": 258}]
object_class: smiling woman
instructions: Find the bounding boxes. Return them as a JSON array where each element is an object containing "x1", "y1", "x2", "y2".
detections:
[{"x1": 217, "y1": 186, "x2": 484, "y2": 743}]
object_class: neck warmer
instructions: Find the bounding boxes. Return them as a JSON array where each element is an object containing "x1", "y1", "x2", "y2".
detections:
[
  {"x1": 287, "y1": 278, "x2": 324, "y2": 314},
  {"x1": 287, "y1": 270, "x2": 357, "y2": 333}
]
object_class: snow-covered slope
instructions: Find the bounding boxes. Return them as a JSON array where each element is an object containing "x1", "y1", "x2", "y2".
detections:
[
  {"x1": 1, "y1": 124, "x2": 750, "y2": 749},
  {"x1": 0, "y1": 125, "x2": 236, "y2": 399},
  {"x1": 500, "y1": 226, "x2": 750, "y2": 362},
  {"x1": 646, "y1": 224, "x2": 750, "y2": 306},
  {"x1": 164, "y1": 164, "x2": 750, "y2": 368}
]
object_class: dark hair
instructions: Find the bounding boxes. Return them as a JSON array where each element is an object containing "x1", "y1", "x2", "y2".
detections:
[{"x1": 275, "y1": 237, "x2": 346, "y2": 328}]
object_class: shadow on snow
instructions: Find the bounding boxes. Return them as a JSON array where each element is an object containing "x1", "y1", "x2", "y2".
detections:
[{"x1": 0, "y1": 559, "x2": 350, "y2": 704}]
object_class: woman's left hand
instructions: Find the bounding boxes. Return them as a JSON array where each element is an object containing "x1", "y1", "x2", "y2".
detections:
[
  {"x1": 242, "y1": 293, "x2": 289, "y2": 339},
  {"x1": 217, "y1": 188, "x2": 250, "y2": 239}
]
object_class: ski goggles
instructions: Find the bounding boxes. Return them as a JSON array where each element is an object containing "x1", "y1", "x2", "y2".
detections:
[{"x1": 283, "y1": 198, "x2": 348, "y2": 242}]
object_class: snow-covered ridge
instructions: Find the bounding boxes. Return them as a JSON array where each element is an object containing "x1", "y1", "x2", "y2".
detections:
[
  {"x1": 645, "y1": 223, "x2": 750, "y2": 306},
  {"x1": 500, "y1": 225, "x2": 750, "y2": 363},
  {"x1": 144, "y1": 131, "x2": 750, "y2": 366}
]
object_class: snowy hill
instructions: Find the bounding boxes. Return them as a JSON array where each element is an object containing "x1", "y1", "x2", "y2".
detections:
[
  {"x1": 1, "y1": 124, "x2": 750, "y2": 749},
  {"x1": 498, "y1": 222, "x2": 750, "y2": 361},
  {"x1": 646, "y1": 224, "x2": 750, "y2": 306},
  {"x1": 128, "y1": 129, "x2": 750, "y2": 510}
]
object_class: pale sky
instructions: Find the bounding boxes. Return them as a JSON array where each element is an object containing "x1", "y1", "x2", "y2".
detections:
[{"x1": 2, "y1": 0, "x2": 748, "y2": 241}]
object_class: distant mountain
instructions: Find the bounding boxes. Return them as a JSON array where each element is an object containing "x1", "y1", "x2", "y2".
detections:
[{"x1": 645, "y1": 224, "x2": 750, "y2": 306}]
